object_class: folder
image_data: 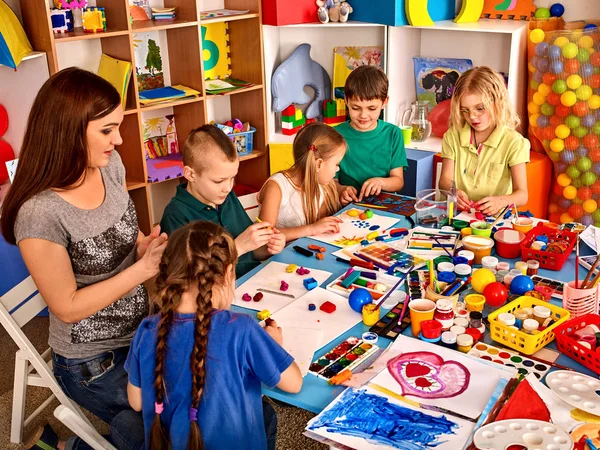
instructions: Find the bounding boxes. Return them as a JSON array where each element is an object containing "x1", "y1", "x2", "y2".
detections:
[{"x1": 97, "y1": 54, "x2": 132, "y2": 108}]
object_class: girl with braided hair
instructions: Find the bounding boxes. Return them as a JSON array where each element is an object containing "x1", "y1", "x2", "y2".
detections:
[{"x1": 125, "y1": 221, "x2": 302, "y2": 450}]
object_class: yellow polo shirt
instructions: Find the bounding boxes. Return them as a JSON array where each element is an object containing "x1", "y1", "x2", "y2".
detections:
[{"x1": 441, "y1": 123, "x2": 530, "y2": 202}]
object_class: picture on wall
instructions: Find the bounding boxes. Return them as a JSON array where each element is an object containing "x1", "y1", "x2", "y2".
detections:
[
  {"x1": 333, "y1": 46, "x2": 384, "y2": 100},
  {"x1": 413, "y1": 57, "x2": 473, "y2": 107},
  {"x1": 133, "y1": 31, "x2": 166, "y2": 92}
]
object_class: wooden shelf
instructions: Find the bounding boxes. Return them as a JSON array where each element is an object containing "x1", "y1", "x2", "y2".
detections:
[
  {"x1": 139, "y1": 96, "x2": 203, "y2": 112},
  {"x1": 148, "y1": 175, "x2": 184, "y2": 186},
  {"x1": 206, "y1": 84, "x2": 263, "y2": 98},
  {"x1": 239, "y1": 148, "x2": 266, "y2": 162},
  {"x1": 131, "y1": 19, "x2": 199, "y2": 32},
  {"x1": 53, "y1": 27, "x2": 129, "y2": 42},
  {"x1": 201, "y1": 13, "x2": 259, "y2": 24},
  {"x1": 275, "y1": 20, "x2": 386, "y2": 28},
  {"x1": 124, "y1": 108, "x2": 138, "y2": 115},
  {"x1": 126, "y1": 181, "x2": 146, "y2": 191}
]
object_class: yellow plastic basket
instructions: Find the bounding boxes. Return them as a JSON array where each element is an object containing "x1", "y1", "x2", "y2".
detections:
[{"x1": 487, "y1": 296, "x2": 571, "y2": 355}]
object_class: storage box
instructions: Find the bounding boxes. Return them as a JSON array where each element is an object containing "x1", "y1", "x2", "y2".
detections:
[
  {"x1": 350, "y1": 0, "x2": 455, "y2": 26},
  {"x1": 404, "y1": 149, "x2": 435, "y2": 197},
  {"x1": 262, "y1": 0, "x2": 318, "y2": 25},
  {"x1": 554, "y1": 314, "x2": 600, "y2": 375},
  {"x1": 229, "y1": 127, "x2": 255, "y2": 157}
]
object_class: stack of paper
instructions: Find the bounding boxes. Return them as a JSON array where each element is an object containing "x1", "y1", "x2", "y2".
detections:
[
  {"x1": 97, "y1": 54, "x2": 131, "y2": 108},
  {"x1": 151, "y1": 7, "x2": 176, "y2": 20},
  {"x1": 138, "y1": 84, "x2": 200, "y2": 106}
]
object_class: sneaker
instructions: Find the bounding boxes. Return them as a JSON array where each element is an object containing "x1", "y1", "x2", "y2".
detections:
[{"x1": 27, "y1": 424, "x2": 59, "y2": 450}]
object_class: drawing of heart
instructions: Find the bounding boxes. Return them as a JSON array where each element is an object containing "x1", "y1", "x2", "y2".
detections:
[{"x1": 387, "y1": 351, "x2": 470, "y2": 399}]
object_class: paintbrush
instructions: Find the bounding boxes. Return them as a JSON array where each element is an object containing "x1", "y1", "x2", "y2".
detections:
[
  {"x1": 374, "y1": 267, "x2": 412, "y2": 310},
  {"x1": 582, "y1": 254, "x2": 600, "y2": 288},
  {"x1": 523, "y1": 353, "x2": 575, "y2": 372},
  {"x1": 432, "y1": 237, "x2": 453, "y2": 258},
  {"x1": 489, "y1": 205, "x2": 509, "y2": 229},
  {"x1": 576, "y1": 234, "x2": 580, "y2": 288}
]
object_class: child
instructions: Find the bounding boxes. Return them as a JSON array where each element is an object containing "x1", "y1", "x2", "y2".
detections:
[
  {"x1": 439, "y1": 66, "x2": 530, "y2": 216},
  {"x1": 125, "y1": 221, "x2": 302, "y2": 450},
  {"x1": 336, "y1": 65, "x2": 408, "y2": 204},
  {"x1": 258, "y1": 123, "x2": 345, "y2": 241},
  {"x1": 160, "y1": 125, "x2": 286, "y2": 278}
]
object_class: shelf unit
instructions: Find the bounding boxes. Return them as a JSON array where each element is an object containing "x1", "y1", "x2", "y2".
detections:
[{"x1": 19, "y1": 0, "x2": 269, "y2": 233}]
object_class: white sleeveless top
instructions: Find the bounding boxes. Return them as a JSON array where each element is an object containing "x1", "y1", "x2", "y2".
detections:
[{"x1": 265, "y1": 173, "x2": 324, "y2": 229}]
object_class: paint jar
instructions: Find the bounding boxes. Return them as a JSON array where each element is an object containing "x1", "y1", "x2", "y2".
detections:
[
  {"x1": 425, "y1": 285, "x2": 459, "y2": 312},
  {"x1": 527, "y1": 260, "x2": 540, "y2": 276},
  {"x1": 515, "y1": 261, "x2": 528, "y2": 275},
  {"x1": 496, "y1": 262, "x2": 510, "y2": 272},
  {"x1": 362, "y1": 331, "x2": 378, "y2": 345},
  {"x1": 434, "y1": 299, "x2": 455, "y2": 330},
  {"x1": 469, "y1": 311, "x2": 483, "y2": 329},
  {"x1": 497, "y1": 312, "x2": 516, "y2": 327},
  {"x1": 503, "y1": 274, "x2": 515, "y2": 289},
  {"x1": 441, "y1": 331, "x2": 457, "y2": 350},
  {"x1": 461, "y1": 235, "x2": 495, "y2": 265},
  {"x1": 438, "y1": 271, "x2": 457, "y2": 285},
  {"x1": 510, "y1": 268, "x2": 524, "y2": 277},
  {"x1": 453, "y1": 256, "x2": 469, "y2": 267},
  {"x1": 464, "y1": 293, "x2": 486, "y2": 312},
  {"x1": 454, "y1": 264, "x2": 472, "y2": 280},
  {"x1": 532, "y1": 305, "x2": 551, "y2": 327},
  {"x1": 522, "y1": 318, "x2": 539, "y2": 334},
  {"x1": 465, "y1": 327, "x2": 482, "y2": 343},
  {"x1": 495, "y1": 270, "x2": 509, "y2": 283},
  {"x1": 362, "y1": 304, "x2": 380, "y2": 326},
  {"x1": 454, "y1": 317, "x2": 469, "y2": 328},
  {"x1": 481, "y1": 256, "x2": 499, "y2": 272},
  {"x1": 437, "y1": 262, "x2": 455, "y2": 273},
  {"x1": 461, "y1": 227, "x2": 472, "y2": 238},
  {"x1": 450, "y1": 325, "x2": 466, "y2": 336},
  {"x1": 457, "y1": 250, "x2": 474, "y2": 266},
  {"x1": 421, "y1": 319, "x2": 443, "y2": 339},
  {"x1": 513, "y1": 309, "x2": 529, "y2": 328},
  {"x1": 523, "y1": 307, "x2": 535, "y2": 318},
  {"x1": 457, "y1": 334, "x2": 474, "y2": 353},
  {"x1": 441, "y1": 226, "x2": 454, "y2": 232}
]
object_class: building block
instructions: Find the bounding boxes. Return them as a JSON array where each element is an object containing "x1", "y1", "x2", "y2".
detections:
[
  {"x1": 406, "y1": 0, "x2": 434, "y2": 26},
  {"x1": 320, "y1": 301, "x2": 337, "y2": 313},
  {"x1": 82, "y1": 6, "x2": 106, "y2": 33},
  {"x1": 303, "y1": 277, "x2": 318, "y2": 290},
  {"x1": 350, "y1": 0, "x2": 455, "y2": 26},
  {"x1": 262, "y1": 0, "x2": 318, "y2": 25},
  {"x1": 282, "y1": 105, "x2": 296, "y2": 117},
  {"x1": 403, "y1": 149, "x2": 435, "y2": 197},
  {"x1": 257, "y1": 309, "x2": 271, "y2": 321},
  {"x1": 50, "y1": 9, "x2": 73, "y2": 33},
  {"x1": 455, "y1": 0, "x2": 485, "y2": 23}
]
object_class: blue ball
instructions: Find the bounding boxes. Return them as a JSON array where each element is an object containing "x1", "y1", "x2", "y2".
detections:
[
  {"x1": 582, "y1": 63, "x2": 595, "y2": 78},
  {"x1": 510, "y1": 275, "x2": 534, "y2": 295},
  {"x1": 534, "y1": 70, "x2": 544, "y2": 83},
  {"x1": 531, "y1": 56, "x2": 541, "y2": 69},
  {"x1": 558, "y1": 197, "x2": 571, "y2": 209},
  {"x1": 594, "y1": 162, "x2": 600, "y2": 173},
  {"x1": 538, "y1": 57, "x2": 550, "y2": 73},
  {"x1": 536, "y1": 42, "x2": 549, "y2": 57},
  {"x1": 561, "y1": 149, "x2": 576, "y2": 163},
  {"x1": 537, "y1": 115, "x2": 550, "y2": 128},
  {"x1": 550, "y1": 3, "x2": 565, "y2": 17},
  {"x1": 550, "y1": 60, "x2": 564, "y2": 74},
  {"x1": 577, "y1": 146, "x2": 589, "y2": 157},
  {"x1": 348, "y1": 288, "x2": 373, "y2": 313},
  {"x1": 548, "y1": 45, "x2": 562, "y2": 60},
  {"x1": 555, "y1": 162, "x2": 568, "y2": 173},
  {"x1": 585, "y1": 24, "x2": 599, "y2": 31},
  {"x1": 583, "y1": 114, "x2": 596, "y2": 128},
  {"x1": 582, "y1": 215, "x2": 594, "y2": 226}
]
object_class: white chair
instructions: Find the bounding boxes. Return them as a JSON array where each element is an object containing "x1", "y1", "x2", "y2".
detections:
[
  {"x1": 0, "y1": 275, "x2": 115, "y2": 449},
  {"x1": 239, "y1": 192, "x2": 261, "y2": 222}
]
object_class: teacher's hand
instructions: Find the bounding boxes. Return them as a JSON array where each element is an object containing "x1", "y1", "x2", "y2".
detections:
[
  {"x1": 136, "y1": 225, "x2": 167, "y2": 261},
  {"x1": 139, "y1": 233, "x2": 168, "y2": 277}
]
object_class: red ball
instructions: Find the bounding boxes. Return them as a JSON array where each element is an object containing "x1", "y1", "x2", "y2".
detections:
[
  {"x1": 547, "y1": 92, "x2": 561, "y2": 106},
  {"x1": 592, "y1": 180, "x2": 600, "y2": 195},
  {"x1": 565, "y1": 136, "x2": 580, "y2": 150},
  {"x1": 591, "y1": 74, "x2": 600, "y2": 89},
  {"x1": 555, "y1": 105, "x2": 571, "y2": 118},
  {"x1": 543, "y1": 73, "x2": 557, "y2": 85},
  {"x1": 578, "y1": 187, "x2": 593, "y2": 200},
  {"x1": 592, "y1": 52, "x2": 600, "y2": 67},
  {"x1": 553, "y1": 182, "x2": 565, "y2": 196},
  {"x1": 589, "y1": 147, "x2": 600, "y2": 162},
  {"x1": 549, "y1": 212, "x2": 562, "y2": 224},
  {"x1": 0, "y1": 139, "x2": 14, "y2": 184},
  {"x1": 573, "y1": 101, "x2": 589, "y2": 117},
  {"x1": 565, "y1": 59, "x2": 581, "y2": 74},
  {"x1": 569, "y1": 204, "x2": 584, "y2": 219},
  {"x1": 0, "y1": 105, "x2": 7, "y2": 137},
  {"x1": 483, "y1": 282, "x2": 509, "y2": 307},
  {"x1": 549, "y1": 115, "x2": 563, "y2": 127},
  {"x1": 542, "y1": 126, "x2": 556, "y2": 141},
  {"x1": 430, "y1": 99, "x2": 451, "y2": 138},
  {"x1": 584, "y1": 134, "x2": 600, "y2": 149}
]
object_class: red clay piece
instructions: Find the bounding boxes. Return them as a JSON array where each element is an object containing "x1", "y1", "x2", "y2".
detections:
[
  {"x1": 320, "y1": 301, "x2": 337, "y2": 313},
  {"x1": 253, "y1": 292, "x2": 264, "y2": 302}
]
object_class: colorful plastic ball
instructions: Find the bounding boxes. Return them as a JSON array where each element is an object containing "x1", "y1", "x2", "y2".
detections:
[
  {"x1": 565, "y1": 136, "x2": 580, "y2": 150},
  {"x1": 547, "y1": 92, "x2": 561, "y2": 106},
  {"x1": 588, "y1": 95, "x2": 600, "y2": 109},
  {"x1": 582, "y1": 215, "x2": 595, "y2": 226},
  {"x1": 550, "y1": 138, "x2": 565, "y2": 152},
  {"x1": 530, "y1": 80, "x2": 540, "y2": 90},
  {"x1": 556, "y1": 104, "x2": 572, "y2": 118},
  {"x1": 567, "y1": 75, "x2": 583, "y2": 90},
  {"x1": 582, "y1": 114, "x2": 596, "y2": 128},
  {"x1": 572, "y1": 178, "x2": 584, "y2": 189},
  {"x1": 593, "y1": 181, "x2": 600, "y2": 195},
  {"x1": 550, "y1": 115, "x2": 563, "y2": 127},
  {"x1": 553, "y1": 79, "x2": 568, "y2": 94},
  {"x1": 528, "y1": 102, "x2": 541, "y2": 115},
  {"x1": 550, "y1": 60, "x2": 565, "y2": 74},
  {"x1": 577, "y1": 85, "x2": 593, "y2": 101},
  {"x1": 569, "y1": 204, "x2": 584, "y2": 219},
  {"x1": 534, "y1": 71, "x2": 544, "y2": 83},
  {"x1": 541, "y1": 103, "x2": 555, "y2": 116},
  {"x1": 574, "y1": 126, "x2": 589, "y2": 138},
  {"x1": 585, "y1": 24, "x2": 599, "y2": 31},
  {"x1": 580, "y1": 35, "x2": 595, "y2": 49},
  {"x1": 573, "y1": 101, "x2": 590, "y2": 117},
  {"x1": 577, "y1": 146, "x2": 589, "y2": 157},
  {"x1": 543, "y1": 72, "x2": 558, "y2": 85},
  {"x1": 578, "y1": 186, "x2": 593, "y2": 200},
  {"x1": 593, "y1": 124, "x2": 600, "y2": 136},
  {"x1": 564, "y1": 185, "x2": 578, "y2": 199},
  {"x1": 471, "y1": 268, "x2": 496, "y2": 294},
  {"x1": 594, "y1": 209, "x2": 600, "y2": 222},
  {"x1": 483, "y1": 282, "x2": 509, "y2": 308},
  {"x1": 550, "y1": 3, "x2": 565, "y2": 17},
  {"x1": 583, "y1": 63, "x2": 595, "y2": 78},
  {"x1": 536, "y1": 115, "x2": 549, "y2": 127},
  {"x1": 530, "y1": 28, "x2": 545, "y2": 44},
  {"x1": 557, "y1": 173, "x2": 572, "y2": 186},
  {"x1": 592, "y1": 52, "x2": 600, "y2": 66},
  {"x1": 542, "y1": 126, "x2": 556, "y2": 140},
  {"x1": 566, "y1": 165, "x2": 581, "y2": 178},
  {"x1": 555, "y1": 36, "x2": 570, "y2": 48},
  {"x1": 556, "y1": 162, "x2": 568, "y2": 173},
  {"x1": 538, "y1": 83, "x2": 552, "y2": 97},
  {"x1": 563, "y1": 43, "x2": 579, "y2": 59},
  {"x1": 558, "y1": 197, "x2": 571, "y2": 209},
  {"x1": 595, "y1": 162, "x2": 600, "y2": 173},
  {"x1": 348, "y1": 288, "x2": 373, "y2": 313},
  {"x1": 584, "y1": 133, "x2": 600, "y2": 148},
  {"x1": 535, "y1": 7, "x2": 551, "y2": 18},
  {"x1": 577, "y1": 156, "x2": 593, "y2": 171},
  {"x1": 562, "y1": 91, "x2": 577, "y2": 107},
  {"x1": 555, "y1": 124, "x2": 571, "y2": 139},
  {"x1": 536, "y1": 41, "x2": 549, "y2": 57},
  {"x1": 548, "y1": 45, "x2": 562, "y2": 60},
  {"x1": 565, "y1": 59, "x2": 581, "y2": 74},
  {"x1": 510, "y1": 275, "x2": 535, "y2": 296},
  {"x1": 578, "y1": 48, "x2": 591, "y2": 64},
  {"x1": 561, "y1": 213, "x2": 575, "y2": 223},
  {"x1": 565, "y1": 115, "x2": 581, "y2": 129},
  {"x1": 583, "y1": 199, "x2": 598, "y2": 213},
  {"x1": 582, "y1": 171, "x2": 598, "y2": 186},
  {"x1": 533, "y1": 92, "x2": 546, "y2": 106}
]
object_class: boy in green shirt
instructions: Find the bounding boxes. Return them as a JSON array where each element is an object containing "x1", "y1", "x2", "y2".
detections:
[
  {"x1": 336, "y1": 65, "x2": 408, "y2": 204},
  {"x1": 160, "y1": 125, "x2": 285, "y2": 278}
]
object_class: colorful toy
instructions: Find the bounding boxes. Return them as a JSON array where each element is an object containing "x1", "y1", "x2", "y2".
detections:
[
  {"x1": 510, "y1": 275, "x2": 535, "y2": 295},
  {"x1": 253, "y1": 292, "x2": 264, "y2": 302},
  {"x1": 483, "y1": 282, "x2": 509, "y2": 307},
  {"x1": 257, "y1": 309, "x2": 271, "y2": 321},
  {"x1": 286, "y1": 264, "x2": 297, "y2": 273},
  {"x1": 481, "y1": 0, "x2": 534, "y2": 20},
  {"x1": 471, "y1": 268, "x2": 496, "y2": 294},
  {"x1": 50, "y1": 9, "x2": 74, "y2": 33},
  {"x1": 308, "y1": 303, "x2": 316, "y2": 311},
  {"x1": 280, "y1": 280, "x2": 289, "y2": 291},
  {"x1": 82, "y1": 6, "x2": 106, "y2": 33},
  {"x1": 54, "y1": 0, "x2": 87, "y2": 8},
  {"x1": 406, "y1": 0, "x2": 434, "y2": 26},
  {"x1": 296, "y1": 266, "x2": 310, "y2": 275},
  {"x1": 454, "y1": 0, "x2": 483, "y2": 23},
  {"x1": 323, "y1": 99, "x2": 346, "y2": 126},
  {"x1": 550, "y1": 3, "x2": 565, "y2": 17},
  {"x1": 348, "y1": 287, "x2": 372, "y2": 313},
  {"x1": 0, "y1": 1, "x2": 33, "y2": 69},
  {"x1": 303, "y1": 277, "x2": 318, "y2": 290},
  {"x1": 320, "y1": 301, "x2": 337, "y2": 313}
]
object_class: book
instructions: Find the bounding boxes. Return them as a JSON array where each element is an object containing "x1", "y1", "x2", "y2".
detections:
[
  {"x1": 138, "y1": 84, "x2": 200, "y2": 106},
  {"x1": 200, "y1": 9, "x2": 249, "y2": 20},
  {"x1": 97, "y1": 54, "x2": 131, "y2": 108}
]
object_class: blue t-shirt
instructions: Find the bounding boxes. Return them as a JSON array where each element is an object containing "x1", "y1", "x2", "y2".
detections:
[{"x1": 125, "y1": 310, "x2": 294, "y2": 450}]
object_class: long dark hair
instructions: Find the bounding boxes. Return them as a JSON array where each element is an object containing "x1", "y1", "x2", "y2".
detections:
[
  {"x1": 1, "y1": 67, "x2": 121, "y2": 244},
  {"x1": 150, "y1": 221, "x2": 238, "y2": 450}
]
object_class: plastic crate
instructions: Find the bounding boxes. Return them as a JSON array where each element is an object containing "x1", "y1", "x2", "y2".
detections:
[
  {"x1": 488, "y1": 296, "x2": 570, "y2": 355},
  {"x1": 228, "y1": 127, "x2": 256, "y2": 157},
  {"x1": 520, "y1": 223, "x2": 576, "y2": 271},
  {"x1": 554, "y1": 314, "x2": 600, "y2": 375}
]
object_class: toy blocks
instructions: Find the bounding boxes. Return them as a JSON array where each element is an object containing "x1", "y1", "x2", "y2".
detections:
[
  {"x1": 323, "y1": 99, "x2": 346, "y2": 126},
  {"x1": 281, "y1": 105, "x2": 316, "y2": 136},
  {"x1": 82, "y1": 7, "x2": 106, "y2": 33},
  {"x1": 50, "y1": 9, "x2": 74, "y2": 33},
  {"x1": 257, "y1": 309, "x2": 271, "y2": 321},
  {"x1": 303, "y1": 277, "x2": 318, "y2": 290}
]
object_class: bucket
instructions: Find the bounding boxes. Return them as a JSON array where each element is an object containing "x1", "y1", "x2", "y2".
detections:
[
  {"x1": 415, "y1": 189, "x2": 454, "y2": 227},
  {"x1": 494, "y1": 228, "x2": 526, "y2": 259}
]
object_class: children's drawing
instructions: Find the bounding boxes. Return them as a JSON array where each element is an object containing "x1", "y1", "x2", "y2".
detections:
[
  {"x1": 333, "y1": 46, "x2": 384, "y2": 99},
  {"x1": 387, "y1": 352, "x2": 470, "y2": 399},
  {"x1": 133, "y1": 31, "x2": 165, "y2": 92},
  {"x1": 360, "y1": 193, "x2": 417, "y2": 217},
  {"x1": 306, "y1": 387, "x2": 476, "y2": 450},
  {"x1": 413, "y1": 57, "x2": 473, "y2": 107},
  {"x1": 142, "y1": 112, "x2": 182, "y2": 183}
]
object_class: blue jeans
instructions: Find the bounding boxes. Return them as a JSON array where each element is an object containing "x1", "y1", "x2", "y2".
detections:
[{"x1": 263, "y1": 397, "x2": 277, "y2": 450}]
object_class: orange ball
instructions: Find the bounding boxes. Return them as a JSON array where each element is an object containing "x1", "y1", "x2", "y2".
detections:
[
  {"x1": 569, "y1": 204, "x2": 584, "y2": 219},
  {"x1": 584, "y1": 134, "x2": 600, "y2": 149},
  {"x1": 547, "y1": 92, "x2": 561, "y2": 106},
  {"x1": 549, "y1": 115, "x2": 563, "y2": 127},
  {"x1": 359, "y1": 213, "x2": 367, "y2": 220},
  {"x1": 555, "y1": 104, "x2": 572, "y2": 118},
  {"x1": 565, "y1": 136, "x2": 580, "y2": 150},
  {"x1": 591, "y1": 74, "x2": 600, "y2": 89},
  {"x1": 578, "y1": 187, "x2": 593, "y2": 200},
  {"x1": 592, "y1": 52, "x2": 600, "y2": 66},
  {"x1": 553, "y1": 182, "x2": 566, "y2": 196},
  {"x1": 543, "y1": 73, "x2": 558, "y2": 85},
  {"x1": 542, "y1": 126, "x2": 556, "y2": 141},
  {"x1": 589, "y1": 147, "x2": 600, "y2": 162},
  {"x1": 565, "y1": 59, "x2": 581, "y2": 73},
  {"x1": 573, "y1": 101, "x2": 590, "y2": 117},
  {"x1": 592, "y1": 180, "x2": 600, "y2": 195}
]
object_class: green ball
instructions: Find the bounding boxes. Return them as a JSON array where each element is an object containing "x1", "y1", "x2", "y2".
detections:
[
  {"x1": 535, "y1": 7, "x2": 551, "y2": 19},
  {"x1": 562, "y1": 43, "x2": 579, "y2": 59},
  {"x1": 565, "y1": 115, "x2": 581, "y2": 129},
  {"x1": 582, "y1": 171, "x2": 598, "y2": 186},
  {"x1": 574, "y1": 126, "x2": 589, "y2": 138},
  {"x1": 566, "y1": 165, "x2": 582, "y2": 179},
  {"x1": 553, "y1": 80, "x2": 568, "y2": 94},
  {"x1": 578, "y1": 48, "x2": 591, "y2": 63},
  {"x1": 593, "y1": 123, "x2": 600, "y2": 135},
  {"x1": 594, "y1": 209, "x2": 600, "y2": 222},
  {"x1": 541, "y1": 103, "x2": 555, "y2": 116},
  {"x1": 531, "y1": 80, "x2": 540, "y2": 90},
  {"x1": 572, "y1": 178, "x2": 584, "y2": 188},
  {"x1": 595, "y1": 68, "x2": 600, "y2": 75},
  {"x1": 578, "y1": 157, "x2": 593, "y2": 172}
]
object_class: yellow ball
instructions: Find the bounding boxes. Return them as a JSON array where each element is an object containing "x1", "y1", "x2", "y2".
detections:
[
  {"x1": 533, "y1": 92, "x2": 546, "y2": 106},
  {"x1": 561, "y1": 91, "x2": 577, "y2": 107},
  {"x1": 584, "y1": 199, "x2": 598, "y2": 213},
  {"x1": 577, "y1": 85, "x2": 593, "y2": 101},
  {"x1": 563, "y1": 186, "x2": 578, "y2": 200},
  {"x1": 548, "y1": 150, "x2": 560, "y2": 162},
  {"x1": 554, "y1": 36, "x2": 570, "y2": 48},
  {"x1": 528, "y1": 101, "x2": 541, "y2": 114},
  {"x1": 573, "y1": 197, "x2": 583, "y2": 205},
  {"x1": 588, "y1": 95, "x2": 600, "y2": 110},
  {"x1": 528, "y1": 62, "x2": 537, "y2": 73},
  {"x1": 555, "y1": 124, "x2": 571, "y2": 139},
  {"x1": 530, "y1": 113, "x2": 541, "y2": 127},
  {"x1": 557, "y1": 173, "x2": 572, "y2": 186},
  {"x1": 580, "y1": 35, "x2": 595, "y2": 49},
  {"x1": 538, "y1": 83, "x2": 552, "y2": 96},
  {"x1": 567, "y1": 74, "x2": 583, "y2": 90},
  {"x1": 571, "y1": 30, "x2": 584, "y2": 40},
  {"x1": 560, "y1": 213, "x2": 575, "y2": 224},
  {"x1": 530, "y1": 28, "x2": 545, "y2": 44},
  {"x1": 550, "y1": 138, "x2": 565, "y2": 153},
  {"x1": 471, "y1": 268, "x2": 496, "y2": 294}
]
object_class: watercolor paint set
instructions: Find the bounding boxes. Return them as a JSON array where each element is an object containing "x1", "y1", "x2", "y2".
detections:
[
  {"x1": 531, "y1": 275, "x2": 565, "y2": 299},
  {"x1": 467, "y1": 342, "x2": 552, "y2": 379},
  {"x1": 405, "y1": 227, "x2": 460, "y2": 259},
  {"x1": 326, "y1": 268, "x2": 407, "y2": 304},
  {"x1": 308, "y1": 337, "x2": 379, "y2": 380},
  {"x1": 408, "y1": 270, "x2": 429, "y2": 299},
  {"x1": 369, "y1": 301, "x2": 412, "y2": 340},
  {"x1": 355, "y1": 242, "x2": 426, "y2": 272}
]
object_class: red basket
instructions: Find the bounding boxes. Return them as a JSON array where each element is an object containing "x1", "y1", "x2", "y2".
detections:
[
  {"x1": 520, "y1": 223, "x2": 576, "y2": 271},
  {"x1": 554, "y1": 313, "x2": 600, "y2": 375}
]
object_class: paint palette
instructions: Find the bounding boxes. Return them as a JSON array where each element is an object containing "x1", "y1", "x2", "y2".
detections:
[
  {"x1": 546, "y1": 370, "x2": 600, "y2": 415},
  {"x1": 473, "y1": 419, "x2": 573, "y2": 450},
  {"x1": 467, "y1": 343, "x2": 551, "y2": 379},
  {"x1": 369, "y1": 301, "x2": 411, "y2": 340},
  {"x1": 408, "y1": 270, "x2": 429, "y2": 299},
  {"x1": 309, "y1": 337, "x2": 379, "y2": 380},
  {"x1": 356, "y1": 242, "x2": 426, "y2": 271},
  {"x1": 531, "y1": 275, "x2": 565, "y2": 299}
]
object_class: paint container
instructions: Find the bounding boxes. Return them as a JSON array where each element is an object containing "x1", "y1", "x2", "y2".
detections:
[
  {"x1": 421, "y1": 319, "x2": 443, "y2": 339},
  {"x1": 514, "y1": 309, "x2": 530, "y2": 323},
  {"x1": 510, "y1": 268, "x2": 524, "y2": 277},
  {"x1": 408, "y1": 299, "x2": 436, "y2": 338},
  {"x1": 496, "y1": 262, "x2": 510, "y2": 272},
  {"x1": 450, "y1": 325, "x2": 466, "y2": 336},
  {"x1": 362, "y1": 303, "x2": 380, "y2": 326},
  {"x1": 465, "y1": 294, "x2": 486, "y2": 312},
  {"x1": 523, "y1": 307, "x2": 535, "y2": 318},
  {"x1": 425, "y1": 285, "x2": 459, "y2": 311},
  {"x1": 457, "y1": 334, "x2": 474, "y2": 353},
  {"x1": 471, "y1": 221, "x2": 493, "y2": 237},
  {"x1": 465, "y1": 327, "x2": 482, "y2": 342},
  {"x1": 437, "y1": 262, "x2": 455, "y2": 273},
  {"x1": 362, "y1": 331, "x2": 379, "y2": 345},
  {"x1": 454, "y1": 317, "x2": 469, "y2": 328},
  {"x1": 441, "y1": 331, "x2": 457, "y2": 350},
  {"x1": 527, "y1": 260, "x2": 540, "y2": 276},
  {"x1": 434, "y1": 299, "x2": 455, "y2": 330},
  {"x1": 512, "y1": 217, "x2": 534, "y2": 234},
  {"x1": 437, "y1": 271, "x2": 457, "y2": 285},
  {"x1": 495, "y1": 270, "x2": 509, "y2": 283},
  {"x1": 469, "y1": 311, "x2": 483, "y2": 329},
  {"x1": 461, "y1": 227, "x2": 473, "y2": 238},
  {"x1": 454, "y1": 264, "x2": 472, "y2": 280},
  {"x1": 457, "y1": 250, "x2": 475, "y2": 266},
  {"x1": 461, "y1": 235, "x2": 495, "y2": 265},
  {"x1": 523, "y1": 318, "x2": 540, "y2": 334},
  {"x1": 481, "y1": 256, "x2": 499, "y2": 272},
  {"x1": 441, "y1": 226, "x2": 454, "y2": 232},
  {"x1": 453, "y1": 256, "x2": 469, "y2": 267},
  {"x1": 532, "y1": 305, "x2": 551, "y2": 327},
  {"x1": 498, "y1": 312, "x2": 516, "y2": 327},
  {"x1": 515, "y1": 261, "x2": 528, "y2": 275},
  {"x1": 503, "y1": 274, "x2": 515, "y2": 289}
]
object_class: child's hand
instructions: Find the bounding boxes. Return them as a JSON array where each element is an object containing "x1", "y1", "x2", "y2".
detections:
[
  {"x1": 475, "y1": 196, "x2": 505, "y2": 216},
  {"x1": 340, "y1": 185, "x2": 359, "y2": 205},
  {"x1": 359, "y1": 178, "x2": 384, "y2": 200},
  {"x1": 456, "y1": 190, "x2": 471, "y2": 211},
  {"x1": 266, "y1": 228, "x2": 286, "y2": 255},
  {"x1": 265, "y1": 319, "x2": 283, "y2": 346},
  {"x1": 235, "y1": 222, "x2": 273, "y2": 255},
  {"x1": 310, "y1": 216, "x2": 343, "y2": 235}
]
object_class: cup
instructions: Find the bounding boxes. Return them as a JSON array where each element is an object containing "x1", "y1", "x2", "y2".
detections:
[
  {"x1": 408, "y1": 299, "x2": 436, "y2": 338},
  {"x1": 362, "y1": 303, "x2": 380, "y2": 326},
  {"x1": 512, "y1": 217, "x2": 534, "y2": 234},
  {"x1": 400, "y1": 125, "x2": 412, "y2": 146},
  {"x1": 471, "y1": 221, "x2": 493, "y2": 237}
]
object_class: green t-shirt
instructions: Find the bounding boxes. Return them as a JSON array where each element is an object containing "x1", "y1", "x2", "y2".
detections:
[
  {"x1": 160, "y1": 184, "x2": 259, "y2": 278},
  {"x1": 337, "y1": 120, "x2": 408, "y2": 190}
]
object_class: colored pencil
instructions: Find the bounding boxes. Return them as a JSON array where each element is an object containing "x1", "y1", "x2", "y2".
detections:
[
  {"x1": 440, "y1": 278, "x2": 460, "y2": 296},
  {"x1": 256, "y1": 288, "x2": 295, "y2": 299},
  {"x1": 375, "y1": 266, "x2": 413, "y2": 310},
  {"x1": 353, "y1": 203, "x2": 387, "y2": 209},
  {"x1": 582, "y1": 254, "x2": 600, "y2": 288},
  {"x1": 432, "y1": 237, "x2": 453, "y2": 258},
  {"x1": 585, "y1": 436, "x2": 599, "y2": 450},
  {"x1": 445, "y1": 277, "x2": 471, "y2": 296}
]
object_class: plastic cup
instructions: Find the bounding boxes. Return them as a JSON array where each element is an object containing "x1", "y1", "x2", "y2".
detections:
[
  {"x1": 362, "y1": 303, "x2": 380, "y2": 326},
  {"x1": 409, "y1": 299, "x2": 436, "y2": 337},
  {"x1": 513, "y1": 217, "x2": 534, "y2": 234},
  {"x1": 400, "y1": 126, "x2": 412, "y2": 146}
]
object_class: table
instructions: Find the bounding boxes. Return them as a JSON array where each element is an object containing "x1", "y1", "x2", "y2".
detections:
[{"x1": 232, "y1": 206, "x2": 598, "y2": 415}]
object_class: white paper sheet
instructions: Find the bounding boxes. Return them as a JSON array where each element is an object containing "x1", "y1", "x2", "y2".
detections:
[{"x1": 280, "y1": 327, "x2": 323, "y2": 377}]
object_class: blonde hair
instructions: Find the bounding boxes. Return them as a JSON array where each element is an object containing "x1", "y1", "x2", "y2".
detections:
[
  {"x1": 182, "y1": 124, "x2": 237, "y2": 173},
  {"x1": 283, "y1": 123, "x2": 345, "y2": 224},
  {"x1": 449, "y1": 66, "x2": 520, "y2": 131}
]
